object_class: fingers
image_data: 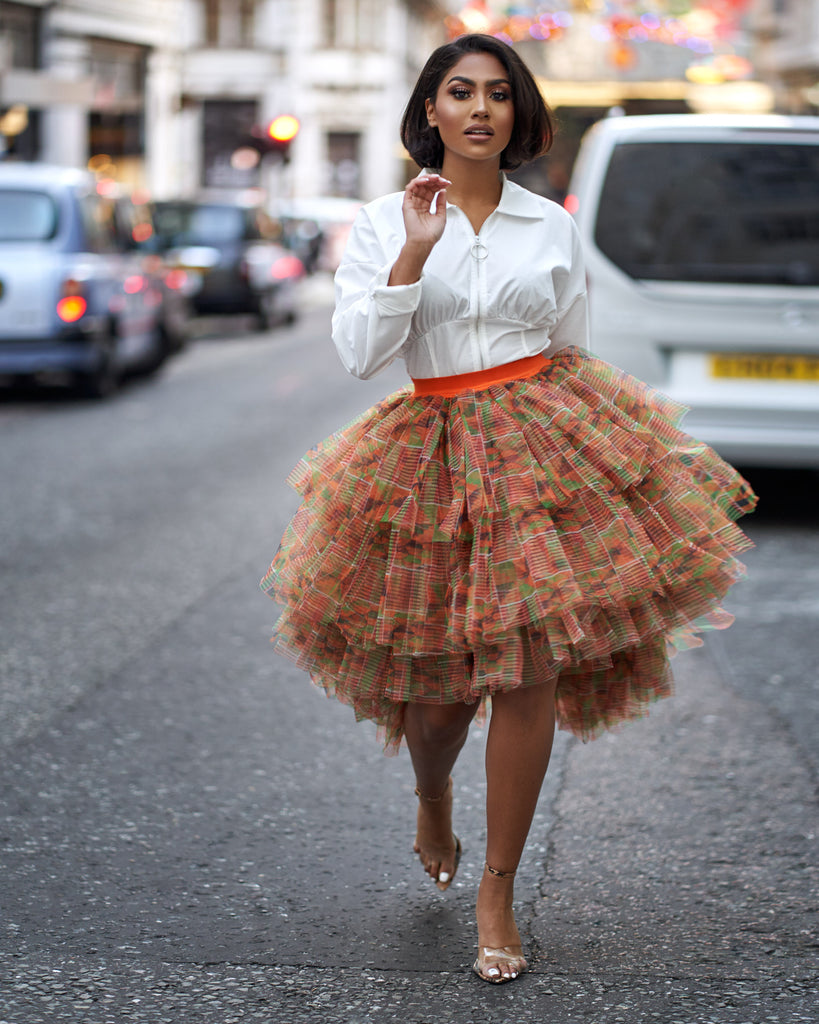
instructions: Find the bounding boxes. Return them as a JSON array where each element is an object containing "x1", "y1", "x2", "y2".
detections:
[
  {"x1": 407, "y1": 172, "x2": 451, "y2": 191},
  {"x1": 404, "y1": 173, "x2": 451, "y2": 206}
]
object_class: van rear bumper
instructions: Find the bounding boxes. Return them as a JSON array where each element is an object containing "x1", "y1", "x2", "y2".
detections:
[{"x1": 681, "y1": 411, "x2": 819, "y2": 469}]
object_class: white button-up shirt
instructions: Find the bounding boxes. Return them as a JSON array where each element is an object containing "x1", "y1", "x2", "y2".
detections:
[{"x1": 332, "y1": 174, "x2": 589, "y2": 380}]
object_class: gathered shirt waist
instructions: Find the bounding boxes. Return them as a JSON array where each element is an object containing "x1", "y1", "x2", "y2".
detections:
[{"x1": 331, "y1": 174, "x2": 589, "y2": 381}]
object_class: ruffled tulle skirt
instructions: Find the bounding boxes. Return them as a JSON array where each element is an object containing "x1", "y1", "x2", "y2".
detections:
[{"x1": 260, "y1": 346, "x2": 756, "y2": 753}]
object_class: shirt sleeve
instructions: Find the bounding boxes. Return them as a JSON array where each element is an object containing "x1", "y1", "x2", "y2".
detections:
[
  {"x1": 331, "y1": 206, "x2": 422, "y2": 380},
  {"x1": 548, "y1": 216, "x2": 589, "y2": 353}
]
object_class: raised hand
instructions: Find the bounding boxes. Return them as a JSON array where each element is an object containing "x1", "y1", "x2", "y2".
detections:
[
  {"x1": 401, "y1": 172, "x2": 451, "y2": 248},
  {"x1": 388, "y1": 173, "x2": 451, "y2": 286}
]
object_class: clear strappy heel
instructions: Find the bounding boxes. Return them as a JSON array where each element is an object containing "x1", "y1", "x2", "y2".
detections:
[{"x1": 473, "y1": 863, "x2": 528, "y2": 983}]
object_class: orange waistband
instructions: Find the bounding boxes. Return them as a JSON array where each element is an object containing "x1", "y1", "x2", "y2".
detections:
[{"x1": 412, "y1": 353, "x2": 549, "y2": 397}]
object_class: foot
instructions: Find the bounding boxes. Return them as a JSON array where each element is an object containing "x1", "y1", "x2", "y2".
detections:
[
  {"x1": 473, "y1": 864, "x2": 528, "y2": 983},
  {"x1": 413, "y1": 777, "x2": 461, "y2": 891}
]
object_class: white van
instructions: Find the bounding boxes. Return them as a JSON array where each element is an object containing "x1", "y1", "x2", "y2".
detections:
[{"x1": 566, "y1": 114, "x2": 819, "y2": 468}]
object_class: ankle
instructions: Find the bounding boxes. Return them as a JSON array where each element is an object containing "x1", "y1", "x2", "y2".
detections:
[
  {"x1": 414, "y1": 776, "x2": 453, "y2": 802},
  {"x1": 484, "y1": 861, "x2": 517, "y2": 879}
]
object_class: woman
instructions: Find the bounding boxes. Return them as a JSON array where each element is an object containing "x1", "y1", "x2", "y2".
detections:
[{"x1": 261, "y1": 34, "x2": 756, "y2": 984}]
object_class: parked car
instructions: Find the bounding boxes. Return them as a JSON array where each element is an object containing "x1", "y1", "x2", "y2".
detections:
[
  {"x1": 271, "y1": 195, "x2": 362, "y2": 272},
  {"x1": 566, "y1": 114, "x2": 819, "y2": 468},
  {"x1": 151, "y1": 198, "x2": 304, "y2": 328},
  {"x1": 113, "y1": 193, "x2": 192, "y2": 357},
  {"x1": 0, "y1": 163, "x2": 172, "y2": 397}
]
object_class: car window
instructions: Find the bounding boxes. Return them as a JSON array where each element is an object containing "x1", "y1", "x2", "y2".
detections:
[
  {"x1": 79, "y1": 194, "x2": 119, "y2": 253},
  {"x1": 150, "y1": 203, "x2": 193, "y2": 250},
  {"x1": 594, "y1": 141, "x2": 819, "y2": 286},
  {"x1": 171, "y1": 205, "x2": 245, "y2": 245},
  {"x1": 0, "y1": 190, "x2": 59, "y2": 242},
  {"x1": 189, "y1": 205, "x2": 245, "y2": 243}
]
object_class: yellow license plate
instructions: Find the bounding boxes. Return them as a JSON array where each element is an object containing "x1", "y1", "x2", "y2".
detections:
[{"x1": 710, "y1": 354, "x2": 819, "y2": 381}]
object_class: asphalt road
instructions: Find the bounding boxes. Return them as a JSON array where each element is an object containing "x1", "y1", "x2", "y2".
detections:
[{"x1": 1, "y1": 295, "x2": 817, "y2": 1022}]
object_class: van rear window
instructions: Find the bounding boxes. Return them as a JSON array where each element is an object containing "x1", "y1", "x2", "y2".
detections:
[
  {"x1": 594, "y1": 141, "x2": 819, "y2": 286},
  {"x1": 0, "y1": 190, "x2": 58, "y2": 242}
]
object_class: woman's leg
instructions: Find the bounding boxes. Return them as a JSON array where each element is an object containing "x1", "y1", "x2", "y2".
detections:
[
  {"x1": 404, "y1": 700, "x2": 478, "y2": 887},
  {"x1": 476, "y1": 678, "x2": 557, "y2": 977}
]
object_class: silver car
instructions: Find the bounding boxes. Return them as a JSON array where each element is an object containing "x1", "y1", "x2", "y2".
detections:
[
  {"x1": 0, "y1": 163, "x2": 169, "y2": 397},
  {"x1": 567, "y1": 114, "x2": 819, "y2": 468}
]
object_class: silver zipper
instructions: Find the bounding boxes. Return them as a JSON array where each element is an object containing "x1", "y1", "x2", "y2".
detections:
[{"x1": 471, "y1": 233, "x2": 490, "y2": 368}]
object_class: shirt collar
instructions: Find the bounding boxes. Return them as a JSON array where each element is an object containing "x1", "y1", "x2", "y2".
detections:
[
  {"x1": 495, "y1": 174, "x2": 545, "y2": 219},
  {"x1": 421, "y1": 170, "x2": 543, "y2": 220}
]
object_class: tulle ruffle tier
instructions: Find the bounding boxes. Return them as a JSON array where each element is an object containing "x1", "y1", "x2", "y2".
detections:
[{"x1": 261, "y1": 346, "x2": 756, "y2": 752}]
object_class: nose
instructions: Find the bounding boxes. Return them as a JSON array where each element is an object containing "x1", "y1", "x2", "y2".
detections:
[{"x1": 472, "y1": 95, "x2": 489, "y2": 117}]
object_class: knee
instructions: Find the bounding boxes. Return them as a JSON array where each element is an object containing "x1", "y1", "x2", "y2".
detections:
[
  {"x1": 492, "y1": 682, "x2": 556, "y2": 724},
  {"x1": 407, "y1": 702, "x2": 476, "y2": 747}
]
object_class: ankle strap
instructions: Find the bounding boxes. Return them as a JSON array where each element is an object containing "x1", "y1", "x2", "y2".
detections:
[
  {"x1": 414, "y1": 776, "x2": 452, "y2": 802},
  {"x1": 485, "y1": 862, "x2": 516, "y2": 878}
]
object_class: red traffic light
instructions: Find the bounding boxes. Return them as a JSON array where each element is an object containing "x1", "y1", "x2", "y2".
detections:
[{"x1": 267, "y1": 115, "x2": 300, "y2": 143}]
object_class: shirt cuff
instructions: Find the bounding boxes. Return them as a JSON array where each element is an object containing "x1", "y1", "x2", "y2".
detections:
[{"x1": 369, "y1": 263, "x2": 423, "y2": 316}]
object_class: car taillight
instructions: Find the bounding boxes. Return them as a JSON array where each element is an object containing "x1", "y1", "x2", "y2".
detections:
[
  {"x1": 563, "y1": 193, "x2": 579, "y2": 215},
  {"x1": 271, "y1": 254, "x2": 304, "y2": 281},
  {"x1": 165, "y1": 268, "x2": 188, "y2": 290},
  {"x1": 132, "y1": 222, "x2": 153, "y2": 243},
  {"x1": 123, "y1": 274, "x2": 145, "y2": 294},
  {"x1": 57, "y1": 279, "x2": 87, "y2": 323}
]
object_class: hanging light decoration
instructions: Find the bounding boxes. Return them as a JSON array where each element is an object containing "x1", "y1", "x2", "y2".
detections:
[{"x1": 444, "y1": 0, "x2": 753, "y2": 79}]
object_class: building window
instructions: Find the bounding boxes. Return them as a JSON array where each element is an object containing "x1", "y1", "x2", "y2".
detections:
[
  {"x1": 0, "y1": 0, "x2": 41, "y2": 69},
  {"x1": 89, "y1": 39, "x2": 147, "y2": 109},
  {"x1": 89, "y1": 112, "x2": 144, "y2": 160},
  {"x1": 326, "y1": 131, "x2": 361, "y2": 197},
  {"x1": 204, "y1": 0, "x2": 256, "y2": 48},
  {"x1": 357, "y1": 0, "x2": 381, "y2": 48},
  {"x1": 205, "y1": 0, "x2": 220, "y2": 44},
  {"x1": 202, "y1": 98, "x2": 259, "y2": 187},
  {"x1": 322, "y1": 0, "x2": 381, "y2": 49},
  {"x1": 322, "y1": 0, "x2": 337, "y2": 46}
]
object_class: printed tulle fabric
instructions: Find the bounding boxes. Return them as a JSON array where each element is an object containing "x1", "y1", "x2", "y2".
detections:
[{"x1": 261, "y1": 346, "x2": 756, "y2": 753}]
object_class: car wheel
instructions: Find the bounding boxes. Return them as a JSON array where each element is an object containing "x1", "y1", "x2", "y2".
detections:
[
  {"x1": 75, "y1": 346, "x2": 119, "y2": 399},
  {"x1": 137, "y1": 324, "x2": 172, "y2": 378},
  {"x1": 258, "y1": 289, "x2": 282, "y2": 330}
]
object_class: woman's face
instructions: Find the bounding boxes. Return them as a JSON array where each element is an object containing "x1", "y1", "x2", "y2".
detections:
[{"x1": 425, "y1": 51, "x2": 515, "y2": 168}]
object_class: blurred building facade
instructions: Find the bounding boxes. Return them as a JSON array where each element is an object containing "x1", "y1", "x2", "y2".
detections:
[
  {"x1": 0, "y1": 0, "x2": 445, "y2": 200},
  {"x1": 0, "y1": 0, "x2": 180, "y2": 187},
  {"x1": 2, "y1": 0, "x2": 818, "y2": 203},
  {"x1": 172, "y1": 0, "x2": 445, "y2": 201},
  {"x1": 750, "y1": 0, "x2": 819, "y2": 112}
]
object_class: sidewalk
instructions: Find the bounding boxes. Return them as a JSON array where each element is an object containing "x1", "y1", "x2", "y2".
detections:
[{"x1": 1, "y1": 623, "x2": 816, "y2": 1023}]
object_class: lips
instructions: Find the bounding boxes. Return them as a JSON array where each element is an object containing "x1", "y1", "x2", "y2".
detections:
[{"x1": 465, "y1": 126, "x2": 494, "y2": 136}]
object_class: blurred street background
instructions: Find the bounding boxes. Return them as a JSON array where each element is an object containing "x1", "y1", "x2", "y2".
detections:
[{"x1": 2, "y1": 1, "x2": 818, "y2": 1022}]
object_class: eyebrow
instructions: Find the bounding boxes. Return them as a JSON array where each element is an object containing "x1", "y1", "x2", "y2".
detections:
[{"x1": 446, "y1": 75, "x2": 511, "y2": 87}]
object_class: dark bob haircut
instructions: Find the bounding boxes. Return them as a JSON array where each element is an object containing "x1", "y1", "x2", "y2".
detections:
[{"x1": 400, "y1": 34, "x2": 555, "y2": 172}]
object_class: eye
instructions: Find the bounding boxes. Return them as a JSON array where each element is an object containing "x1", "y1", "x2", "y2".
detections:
[
  {"x1": 490, "y1": 90, "x2": 511, "y2": 102},
  {"x1": 450, "y1": 87, "x2": 471, "y2": 99}
]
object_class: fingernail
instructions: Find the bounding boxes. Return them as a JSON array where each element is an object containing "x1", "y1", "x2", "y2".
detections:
[{"x1": 438, "y1": 871, "x2": 450, "y2": 883}]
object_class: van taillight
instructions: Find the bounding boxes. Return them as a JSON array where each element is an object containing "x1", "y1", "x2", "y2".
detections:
[
  {"x1": 57, "y1": 280, "x2": 87, "y2": 323},
  {"x1": 564, "y1": 194, "x2": 579, "y2": 215}
]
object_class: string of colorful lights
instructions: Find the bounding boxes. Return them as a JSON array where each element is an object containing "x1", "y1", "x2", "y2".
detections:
[{"x1": 445, "y1": 1, "x2": 753, "y2": 79}]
